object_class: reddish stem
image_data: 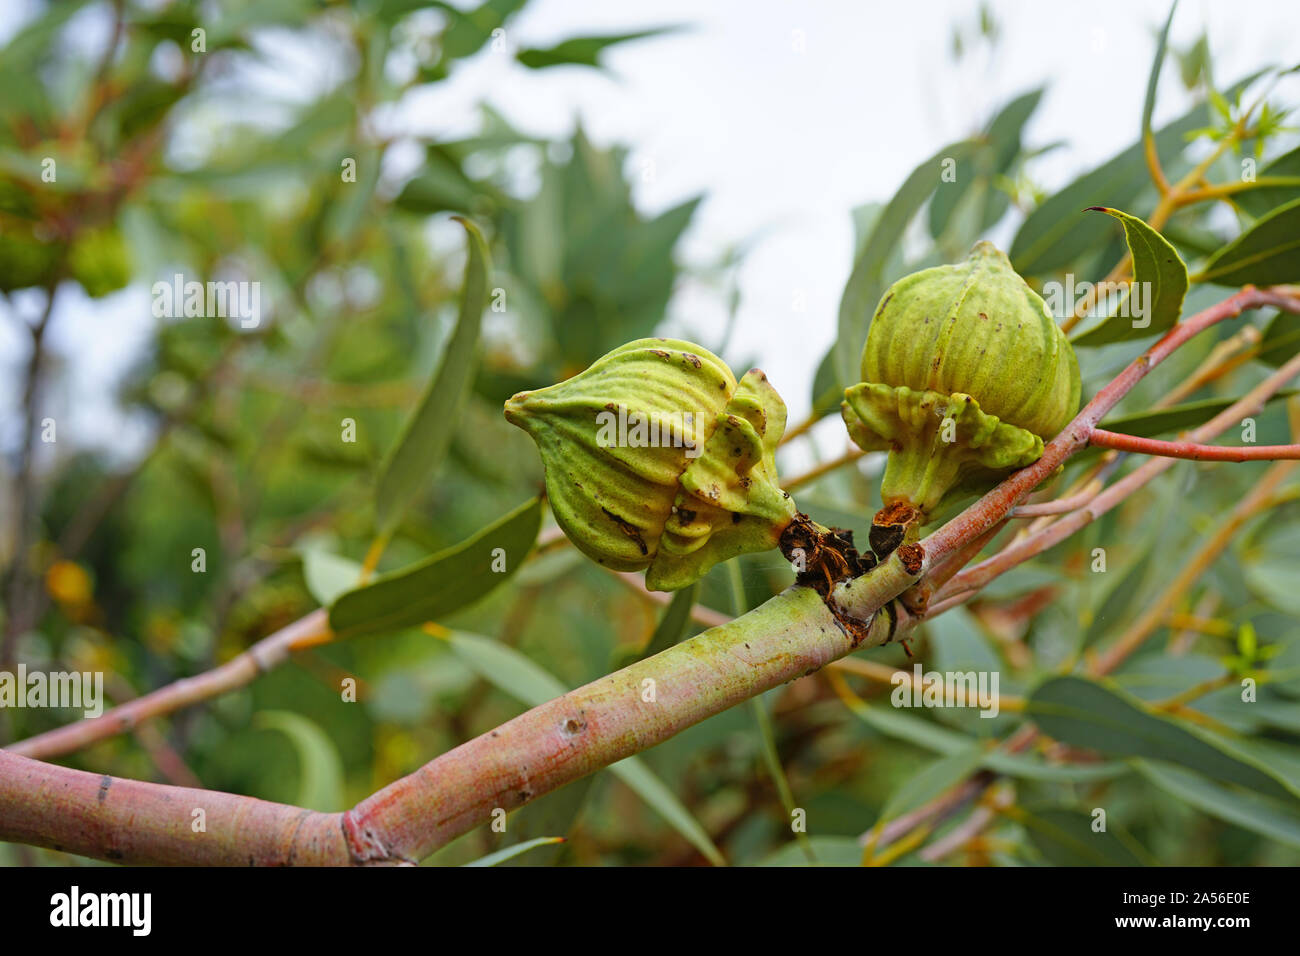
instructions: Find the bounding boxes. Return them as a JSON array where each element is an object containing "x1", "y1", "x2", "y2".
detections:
[{"x1": 1088, "y1": 429, "x2": 1300, "y2": 462}]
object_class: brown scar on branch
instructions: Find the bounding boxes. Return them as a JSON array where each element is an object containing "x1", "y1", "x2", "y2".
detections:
[{"x1": 779, "y1": 513, "x2": 883, "y2": 647}]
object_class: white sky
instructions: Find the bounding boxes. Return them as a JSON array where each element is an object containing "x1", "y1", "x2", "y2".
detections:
[{"x1": 2, "y1": 0, "x2": 1298, "y2": 466}]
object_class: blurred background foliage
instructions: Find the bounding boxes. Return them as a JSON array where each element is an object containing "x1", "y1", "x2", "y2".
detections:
[{"x1": 2, "y1": 0, "x2": 1300, "y2": 867}]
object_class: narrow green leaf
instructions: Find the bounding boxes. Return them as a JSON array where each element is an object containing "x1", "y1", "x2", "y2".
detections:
[
  {"x1": 374, "y1": 216, "x2": 490, "y2": 534},
  {"x1": 1258, "y1": 309, "x2": 1300, "y2": 367},
  {"x1": 1134, "y1": 760, "x2": 1300, "y2": 849},
  {"x1": 1081, "y1": 547, "x2": 1153, "y2": 648},
  {"x1": 1141, "y1": 3, "x2": 1179, "y2": 155},
  {"x1": 437, "y1": 0, "x2": 528, "y2": 62},
  {"x1": 606, "y1": 757, "x2": 726, "y2": 866},
  {"x1": 1270, "y1": 633, "x2": 1300, "y2": 699},
  {"x1": 928, "y1": 88, "x2": 1043, "y2": 238},
  {"x1": 446, "y1": 630, "x2": 726, "y2": 866},
  {"x1": 757, "y1": 837, "x2": 863, "y2": 867},
  {"x1": 1244, "y1": 562, "x2": 1300, "y2": 615},
  {"x1": 1236, "y1": 144, "x2": 1300, "y2": 217},
  {"x1": 1021, "y1": 806, "x2": 1149, "y2": 866},
  {"x1": 879, "y1": 747, "x2": 985, "y2": 824},
  {"x1": 1097, "y1": 390, "x2": 1298, "y2": 438},
  {"x1": 329, "y1": 497, "x2": 541, "y2": 639},
  {"x1": 447, "y1": 628, "x2": 566, "y2": 702},
  {"x1": 462, "y1": 836, "x2": 565, "y2": 867},
  {"x1": 1027, "y1": 676, "x2": 1299, "y2": 800},
  {"x1": 1196, "y1": 196, "x2": 1300, "y2": 286},
  {"x1": 1071, "y1": 207, "x2": 1188, "y2": 346},
  {"x1": 839, "y1": 695, "x2": 1126, "y2": 782},
  {"x1": 515, "y1": 28, "x2": 679, "y2": 70},
  {"x1": 809, "y1": 345, "x2": 842, "y2": 418},
  {"x1": 325, "y1": 146, "x2": 380, "y2": 245},
  {"x1": 836, "y1": 141, "x2": 975, "y2": 387},
  {"x1": 253, "y1": 711, "x2": 345, "y2": 812}
]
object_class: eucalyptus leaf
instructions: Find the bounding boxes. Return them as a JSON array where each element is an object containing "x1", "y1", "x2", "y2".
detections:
[
  {"x1": 1258, "y1": 310, "x2": 1300, "y2": 367},
  {"x1": 253, "y1": 711, "x2": 345, "y2": 812},
  {"x1": 1140, "y1": 3, "x2": 1178, "y2": 154},
  {"x1": 1097, "y1": 390, "x2": 1297, "y2": 438},
  {"x1": 1071, "y1": 207, "x2": 1187, "y2": 346},
  {"x1": 1027, "y1": 676, "x2": 1298, "y2": 799},
  {"x1": 878, "y1": 747, "x2": 985, "y2": 824},
  {"x1": 329, "y1": 497, "x2": 541, "y2": 639},
  {"x1": 1021, "y1": 806, "x2": 1149, "y2": 866},
  {"x1": 840, "y1": 693, "x2": 1125, "y2": 782},
  {"x1": 1134, "y1": 760, "x2": 1300, "y2": 849},
  {"x1": 929, "y1": 89, "x2": 1042, "y2": 238},
  {"x1": 1235, "y1": 143, "x2": 1300, "y2": 217},
  {"x1": 300, "y1": 548, "x2": 363, "y2": 607},
  {"x1": 1196, "y1": 197, "x2": 1300, "y2": 286},
  {"x1": 374, "y1": 216, "x2": 490, "y2": 534},
  {"x1": 515, "y1": 28, "x2": 679, "y2": 70},
  {"x1": 756, "y1": 837, "x2": 862, "y2": 867},
  {"x1": 462, "y1": 836, "x2": 565, "y2": 866}
]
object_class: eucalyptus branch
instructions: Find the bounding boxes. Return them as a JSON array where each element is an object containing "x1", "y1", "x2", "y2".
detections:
[
  {"x1": 0, "y1": 747, "x2": 352, "y2": 866},
  {"x1": 5, "y1": 290, "x2": 1299, "y2": 865}
]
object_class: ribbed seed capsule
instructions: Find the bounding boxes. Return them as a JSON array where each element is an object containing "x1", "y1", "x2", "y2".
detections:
[
  {"x1": 843, "y1": 241, "x2": 1080, "y2": 531},
  {"x1": 505, "y1": 338, "x2": 798, "y2": 591}
]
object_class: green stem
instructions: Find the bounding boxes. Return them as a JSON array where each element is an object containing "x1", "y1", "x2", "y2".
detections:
[{"x1": 730, "y1": 559, "x2": 818, "y2": 864}]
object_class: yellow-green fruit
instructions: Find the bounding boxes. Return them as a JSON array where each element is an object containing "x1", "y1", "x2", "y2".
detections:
[
  {"x1": 69, "y1": 227, "x2": 131, "y2": 299},
  {"x1": 843, "y1": 241, "x2": 1080, "y2": 517},
  {"x1": 505, "y1": 338, "x2": 797, "y2": 591}
]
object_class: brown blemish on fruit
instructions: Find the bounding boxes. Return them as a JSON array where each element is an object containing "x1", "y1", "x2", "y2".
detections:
[{"x1": 601, "y1": 508, "x2": 647, "y2": 555}]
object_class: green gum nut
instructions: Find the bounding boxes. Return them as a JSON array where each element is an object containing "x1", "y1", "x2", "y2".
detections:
[
  {"x1": 505, "y1": 338, "x2": 797, "y2": 591},
  {"x1": 842, "y1": 241, "x2": 1081, "y2": 519}
]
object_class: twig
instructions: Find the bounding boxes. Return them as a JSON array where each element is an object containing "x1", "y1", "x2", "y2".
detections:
[
  {"x1": 829, "y1": 656, "x2": 1025, "y2": 712},
  {"x1": 8, "y1": 610, "x2": 331, "y2": 760},
  {"x1": 782, "y1": 447, "x2": 867, "y2": 492},
  {"x1": 777, "y1": 411, "x2": 820, "y2": 447},
  {"x1": 1088, "y1": 429, "x2": 1300, "y2": 461},
  {"x1": 2, "y1": 284, "x2": 60, "y2": 667}
]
